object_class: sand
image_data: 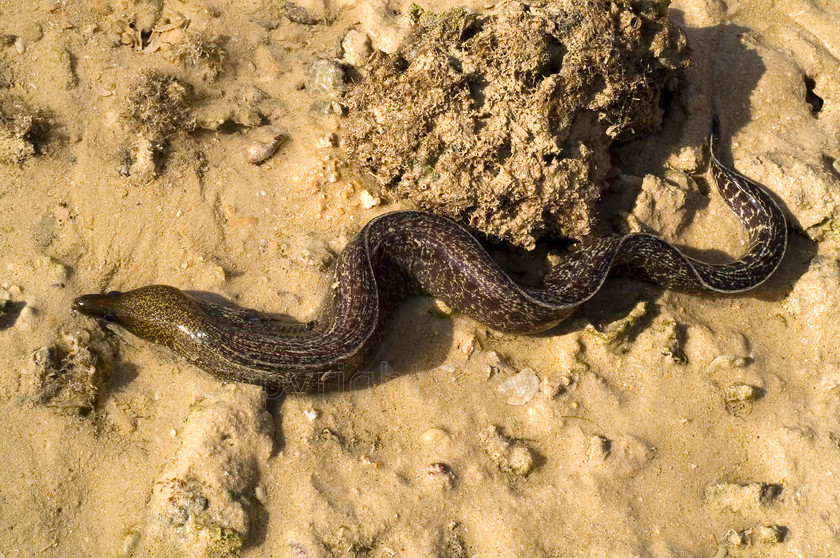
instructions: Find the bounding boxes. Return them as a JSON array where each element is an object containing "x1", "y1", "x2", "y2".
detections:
[{"x1": 1, "y1": 0, "x2": 839, "y2": 556}]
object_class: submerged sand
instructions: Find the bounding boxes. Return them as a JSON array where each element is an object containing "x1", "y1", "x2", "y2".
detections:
[{"x1": 1, "y1": 0, "x2": 839, "y2": 556}]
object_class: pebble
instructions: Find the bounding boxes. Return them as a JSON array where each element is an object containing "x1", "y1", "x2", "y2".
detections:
[
  {"x1": 254, "y1": 484, "x2": 267, "y2": 503},
  {"x1": 497, "y1": 367, "x2": 539, "y2": 405},
  {"x1": 586, "y1": 434, "x2": 611, "y2": 461},
  {"x1": 420, "y1": 427, "x2": 451, "y2": 446},
  {"x1": 16, "y1": 305, "x2": 35, "y2": 330},
  {"x1": 359, "y1": 189, "x2": 380, "y2": 209},
  {"x1": 19, "y1": 21, "x2": 42, "y2": 42},
  {"x1": 720, "y1": 529, "x2": 747, "y2": 548},
  {"x1": 540, "y1": 372, "x2": 571, "y2": 398},
  {"x1": 298, "y1": 232, "x2": 335, "y2": 272},
  {"x1": 41, "y1": 256, "x2": 69, "y2": 285},
  {"x1": 724, "y1": 382, "x2": 761, "y2": 402},
  {"x1": 752, "y1": 524, "x2": 785, "y2": 544},
  {"x1": 315, "y1": 133, "x2": 336, "y2": 149},
  {"x1": 245, "y1": 127, "x2": 287, "y2": 165},
  {"x1": 306, "y1": 58, "x2": 346, "y2": 98},
  {"x1": 479, "y1": 425, "x2": 535, "y2": 476},
  {"x1": 342, "y1": 30, "x2": 372, "y2": 67},
  {"x1": 455, "y1": 330, "x2": 479, "y2": 356}
]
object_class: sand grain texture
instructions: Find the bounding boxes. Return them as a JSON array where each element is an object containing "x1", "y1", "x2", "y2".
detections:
[{"x1": 1, "y1": 0, "x2": 839, "y2": 556}]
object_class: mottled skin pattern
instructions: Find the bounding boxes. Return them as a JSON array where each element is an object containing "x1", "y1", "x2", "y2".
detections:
[{"x1": 73, "y1": 117, "x2": 787, "y2": 393}]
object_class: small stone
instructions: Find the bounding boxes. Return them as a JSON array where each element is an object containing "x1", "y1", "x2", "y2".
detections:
[
  {"x1": 479, "y1": 425, "x2": 535, "y2": 476},
  {"x1": 306, "y1": 58, "x2": 346, "y2": 99},
  {"x1": 481, "y1": 350, "x2": 514, "y2": 379},
  {"x1": 540, "y1": 372, "x2": 571, "y2": 398},
  {"x1": 720, "y1": 529, "x2": 747, "y2": 548},
  {"x1": 315, "y1": 133, "x2": 336, "y2": 149},
  {"x1": 4, "y1": 284, "x2": 22, "y2": 298},
  {"x1": 13, "y1": 36, "x2": 26, "y2": 54},
  {"x1": 456, "y1": 332, "x2": 479, "y2": 356},
  {"x1": 254, "y1": 484, "x2": 267, "y2": 503},
  {"x1": 16, "y1": 305, "x2": 35, "y2": 330},
  {"x1": 752, "y1": 524, "x2": 785, "y2": 544},
  {"x1": 586, "y1": 434, "x2": 611, "y2": 461},
  {"x1": 359, "y1": 189, "x2": 380, "y2": 209},
  {"x1": 130, "y1": 136, "x2": 160, "y2": 178},
  {"x1": 19, "y1": 21, "x2": 43, "y2": 42},
  {"x1": 342, "y1": 30, "x2": 372, "y2": 67},
  {"x1": 497, "y1": 367, "x2": 539, "y2": 405},
  {"x1": 245, "y1": 127, "x2": 287, "y2": 165},
  {"x1": 47, "y1": 46, "x2": 77, "y2": 89},
  {"x1": 419, "y1": 427, "x2": 451, "y2": 446},
  {"x1": 506, "y1": 446, "x2": 535, "y2": 476},
  {"x1": 724, "y1": 382, "x2": 761, "y2": 402},
  {"x1": 298, "y1": 233, "x2": 335, "y2": 272},
  {"x1": 42, "y1": 256, "x2": 69, "y2": 285}
]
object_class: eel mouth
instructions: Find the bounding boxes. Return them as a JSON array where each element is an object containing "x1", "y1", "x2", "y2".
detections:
[{"x1": 72, "y1": 292, "x2": 121, "y2": 322}]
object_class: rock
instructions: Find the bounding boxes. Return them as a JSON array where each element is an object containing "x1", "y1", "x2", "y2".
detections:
[
  {"x1": 244, "y1": 126, "x2": 287, "y2": 165},
  {"x1": 142, "y1": 384, "x2": 274, "y2": 556},
  {"x1": 343, "y1": 1, "x2": 689, "y2": 247},
  {"x1": 298, "y1": 232, "x2": 335, "y2": 271},
  {"x1": 46, "y1": 46, "x2": 77, "y2": 89},
  {"x1": 784, "y1": 256, "x2": 840, "y2": 336},
  {"x1": 586, "y1": 300, "x2": 650, "y2": 352},
  {"x1": 479, "y1": 425, "x2": 535, "y2": 476},
  {"x1": 358, "y1": 189, "x2": 380, "y2": 209},
  {"x1": 497, "y1": 367, "x2": 540, "y2": 405},
  {"x1": 341, "y1": 30, "x2": 372, "y2": 67},
  {"x1": 124, "y1": 71, "x2": 193, "y2": 141},
  {"x1": 0, "y1": 95, "x2": 49, "y2": 164},
  {"x1": 20, "y1": 329, "x2": 116, "y2": 415}
]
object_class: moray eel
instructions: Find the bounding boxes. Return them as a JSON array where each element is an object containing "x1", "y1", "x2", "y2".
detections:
[{"x1": 73, "y1": 117, "x2": 787, "y2": 393}]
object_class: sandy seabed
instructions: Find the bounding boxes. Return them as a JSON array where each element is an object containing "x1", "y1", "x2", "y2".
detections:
[{"x1": 1, "y1": 0, "x2": 839, "y2": 556}]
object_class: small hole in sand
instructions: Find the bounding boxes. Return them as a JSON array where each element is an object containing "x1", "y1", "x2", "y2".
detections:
[{"x1": 804, "y1": 75, "x2": 824, "y2": 115}]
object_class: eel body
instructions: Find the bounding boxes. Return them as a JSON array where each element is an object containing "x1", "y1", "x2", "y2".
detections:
[{"x1": 73, "y1": 117, "x2": 787, "y2": 393}]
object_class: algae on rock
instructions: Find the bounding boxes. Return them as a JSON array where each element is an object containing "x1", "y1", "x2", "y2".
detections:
[
  {"x1": 142, "y1": 384, "x2": 274, "y2": 557},
  {"x1": 343, "y1": 0, "x2": 689, "y2": 248},
  {"x1": 22, "y1": 329, "x2": 117, "y2": 415}
]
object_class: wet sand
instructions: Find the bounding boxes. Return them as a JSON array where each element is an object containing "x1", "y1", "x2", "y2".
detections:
[{"x1": 1, "y1": 0, "x2": 839, "y2": 556}]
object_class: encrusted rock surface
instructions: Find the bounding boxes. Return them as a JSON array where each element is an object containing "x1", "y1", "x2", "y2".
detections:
[{"x1": 343, "y1": 0, "x2": 689, "y2": 247}]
